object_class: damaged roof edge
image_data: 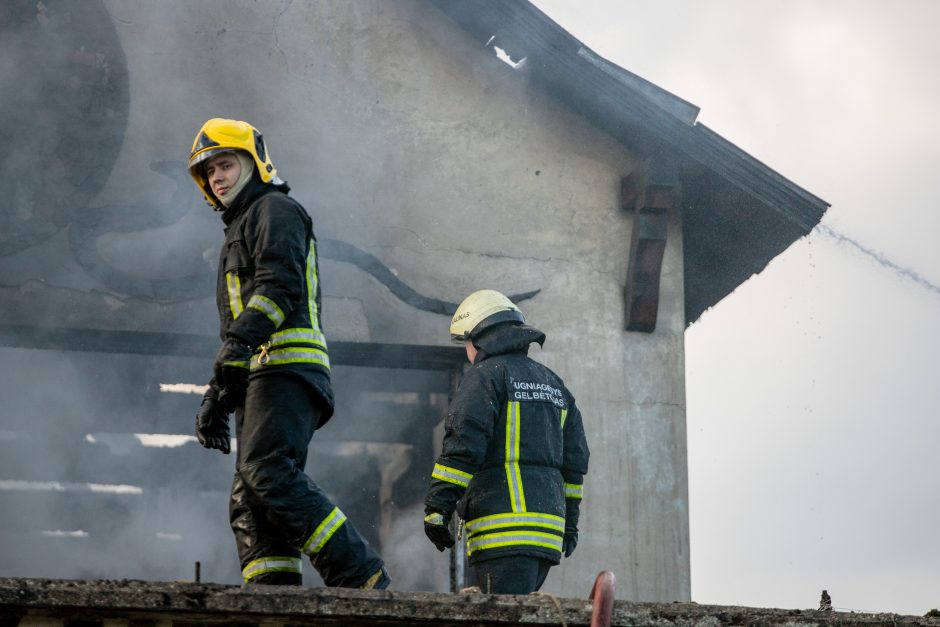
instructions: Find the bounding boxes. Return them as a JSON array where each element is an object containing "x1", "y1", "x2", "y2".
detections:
[{"x1": 430, "y1": 0, "x2": 829, "y2": 231}]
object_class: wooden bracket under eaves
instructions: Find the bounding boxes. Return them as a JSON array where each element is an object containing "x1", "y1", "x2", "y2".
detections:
[{"x1": 621, "y1": 156, "x2": 678, "y2": 333}]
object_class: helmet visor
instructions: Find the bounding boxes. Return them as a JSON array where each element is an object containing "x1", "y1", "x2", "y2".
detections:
[{"x1": 189, "y1": 147, "x2": 237, "y2": 170}]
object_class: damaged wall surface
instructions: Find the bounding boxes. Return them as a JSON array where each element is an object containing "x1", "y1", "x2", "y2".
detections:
[{"x1": 0, "y1": 0, "x2": 713, "y2": 601}]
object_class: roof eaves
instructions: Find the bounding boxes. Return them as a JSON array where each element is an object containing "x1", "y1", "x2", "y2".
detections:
[
  {"x1": 575, "y1": 46, "x2": 699, "y2": 126},
  {"x1": 684, "y1": 124, "x2": 829, "y2": 231}
]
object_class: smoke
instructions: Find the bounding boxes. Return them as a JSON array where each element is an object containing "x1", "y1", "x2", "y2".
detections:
[
  {"x1": 0, "y1": 348, "x2": 453, "y2": 588},
  {"x1": 0, "y1": 348, "x2": 453, "y2": 587},
  {"x1": 0, "y1": 346, "x2": 240, "y2": 583},
  {"x1": 0, "y1": 0, "x2": 481, "y2": 592},
  {"x1": 306, "y1": 367, "x2": 451, "y2": 589},
  {"x1": 0, "y1": 0, "x2": 128, "y2": 258}
]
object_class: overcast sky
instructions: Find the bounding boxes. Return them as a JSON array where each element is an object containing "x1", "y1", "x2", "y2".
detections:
[{"x1": 534, "y1": 0, "x2": 940, "y2": 616}]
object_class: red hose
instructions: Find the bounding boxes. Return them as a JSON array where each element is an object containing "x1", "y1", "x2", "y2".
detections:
[{"x1": 589, "y1": 570, "x2": 615, "y2": 627}]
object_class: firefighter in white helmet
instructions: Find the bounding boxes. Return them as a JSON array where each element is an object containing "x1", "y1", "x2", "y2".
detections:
[
  {"x1": 189, "y1": 118, "x2": 389, "y2": 589},
  {"x1": 424, "y1": 289, "x2": 590, "y2": 594}
]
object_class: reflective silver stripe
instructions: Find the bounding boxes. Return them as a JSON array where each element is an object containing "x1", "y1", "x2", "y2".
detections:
[
  {"x1": 467, "y1": 530, "x2": 563, "y2": 555},
  {"x1": 504, "y1": 401, "x2": 525, "y2": 512},
  {"x1": 466, "y1": 512, "x2": 565, "y2": 536},
  {"x1": 560, "y1": 408, "x2": 569, "y2": 429},
  {"x1": 268, "y1": 327, "x2": 327, "y2": 349},
  {"x1": 241, "y1": 556, "x2": 302, "y2": 582},
  {"x1": 564, "y1": 483, "x2": 583, "y2": 499},
  {"x1": 301, "y1": 507, "x2": 347, "y2": 555},
  {"x1": 250, "y1": 347, "x2": 330, "y2": 371},
  {"x1": 431, "y1": 463, "x2": 472, "y2": 488},
  {"x1": 226, "y1": 272, "x2": 243, "y2": 319},
  {"x1": 306, "y1": 239, "x2": 322, "y2": 333},
  {"x1": 247, "y1": 294, "x2": 285, "y2": 327}
]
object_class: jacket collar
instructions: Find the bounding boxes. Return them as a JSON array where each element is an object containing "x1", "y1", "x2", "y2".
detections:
[
  {"x1": 221, "y1": 176, "x2": 273, "y2": 226},
  {"x1": 473, "y1": 323, "x2": 546, "y2": 363}
]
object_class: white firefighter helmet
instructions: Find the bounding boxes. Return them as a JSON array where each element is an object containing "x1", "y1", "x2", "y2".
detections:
[{"x1": 450, "y1": 289, "x2": 525, "y2": 344}]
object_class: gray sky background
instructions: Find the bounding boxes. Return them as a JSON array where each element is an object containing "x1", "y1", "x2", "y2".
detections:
[{"x1": 534, "y1": 0, "x2": 940, "y2": 616}]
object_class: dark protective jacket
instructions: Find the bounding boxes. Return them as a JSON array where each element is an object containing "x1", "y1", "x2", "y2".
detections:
[
  {"x1": 215, "y1": 177, "x2": 334, "y2": 425},
  {"x1": 425, "y1": 323, "x2": 590, "y2": 564},
  {"x1": 211, "y1": 178, "x2": 384, "y2": 586}
]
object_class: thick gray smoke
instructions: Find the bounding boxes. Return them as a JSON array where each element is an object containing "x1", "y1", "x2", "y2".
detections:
[
  {"x1": 0, "y1": 348, "x2": 239, "y2": 583},
  {"x1": 0, "y1": 0, "x2": 455, "y2": 591},
  {"x1": 0, "y1": 351, "x2": 451, "y2": 587}
]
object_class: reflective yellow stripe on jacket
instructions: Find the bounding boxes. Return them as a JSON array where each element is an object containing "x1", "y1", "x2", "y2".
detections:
[
  {"x1": 564, "y1": 483, "x2": 583, "y2": 499},
  {"x1": 465, "y1": 512, "x2": 564, "y2": 536},
  {"x1": 505, "y1": 401, "x2": 525, "y2": 512},
  {"x1": 226, "y1": 272, "x2": 244, "y2": 319},
  {"x1": 306, "y1": 239, "x2": 322, "y2": 331},
  {"x1": 250, "y1": 346, "x2": 330, "y2": 371},
  {"x1": 266, "y1": 328, "x2": 327, "y2": 350},
  {"x1": 467, "y1": 530, "x2": 563, "y2": 556},
  {"x1": 432, "y1": 463, "x2": 472, "y2": 488},
  {"x1": 250, "y1": 327, "x2": 330, "y2": 371},
  {"x1": 247, "y1": 294, "x2": 285, "y2": 327}
]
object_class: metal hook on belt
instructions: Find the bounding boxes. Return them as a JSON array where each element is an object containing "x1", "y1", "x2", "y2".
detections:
[{"x1": 258, "y1": 342, "x2": 271, "y2": 365}]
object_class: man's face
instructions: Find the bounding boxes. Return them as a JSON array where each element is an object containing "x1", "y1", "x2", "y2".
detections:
[
  {"x1": 205, "y1": 152, "x2": 241, "y2": 199},
  {"x1": 464, "y1": 340, "x2": 478, "y2": 364}
]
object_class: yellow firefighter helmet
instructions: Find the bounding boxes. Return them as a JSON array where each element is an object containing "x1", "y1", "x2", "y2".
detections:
[
  {"x1": 450, "y1": 289, "x2": 525, "y2": 344},
  {"x1": 188, "y1": 118, "x2": 278, "y2": 206}
]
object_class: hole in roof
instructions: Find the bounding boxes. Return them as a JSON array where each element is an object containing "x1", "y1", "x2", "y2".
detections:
[{"x1": 493, "y1": 46, "x2": 526, "y2": 70}]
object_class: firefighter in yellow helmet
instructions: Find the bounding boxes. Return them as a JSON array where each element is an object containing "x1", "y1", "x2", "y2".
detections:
[
  {"x1": 424, "y1": 290, "x2": 590, "y2": 594},
  {"x1": 189, "y1": 118, "x2": 389, "y2": 589}
]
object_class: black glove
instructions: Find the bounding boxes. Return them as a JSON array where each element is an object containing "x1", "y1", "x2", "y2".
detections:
[
  {"x1": 564, "y1": 494, "x2": 581, "y2": 558},
  {"x1": 213, "y1": 337, "x2": 252, "y2": 406},
  {"x1": 195, "y1": 395, "x2": 231, "y2": 454},
  {"x1": 424, "y1": 510, "x2": 455, "y2": 552},
  {"x1": 563, "y1": 530, "x2": 578, "y2": 558}
]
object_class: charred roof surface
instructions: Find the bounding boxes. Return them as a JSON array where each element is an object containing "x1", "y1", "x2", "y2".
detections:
[{"x1": 431, "y1": 0, "x2": 829, "y2": 324}]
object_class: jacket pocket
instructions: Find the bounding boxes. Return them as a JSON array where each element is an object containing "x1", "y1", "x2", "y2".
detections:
[{"x1": 223, "y1": 239, "x2": 253, "y2": 273}]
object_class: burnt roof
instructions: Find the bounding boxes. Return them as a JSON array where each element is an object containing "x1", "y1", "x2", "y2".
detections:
[{"x1": 431, "y1": 0, "x2": 829, "y2": 324}]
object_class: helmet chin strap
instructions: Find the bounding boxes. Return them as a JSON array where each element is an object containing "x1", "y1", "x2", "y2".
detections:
[{"x1": 217, "y1": 152, "x2": 256, "y2": 207}]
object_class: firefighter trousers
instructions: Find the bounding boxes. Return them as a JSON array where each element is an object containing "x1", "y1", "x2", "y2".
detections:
[
  {"x1": 230, "y1": 372, "x2": 384, "y2": 586},
  {"x1": 470, "y1": 556, "x2": 553, "y2": 594}
]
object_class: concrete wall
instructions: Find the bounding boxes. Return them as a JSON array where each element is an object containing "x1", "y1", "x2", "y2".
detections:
[{"x1": 4, "y1": 0, "x2": 689, "y2": 600}]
